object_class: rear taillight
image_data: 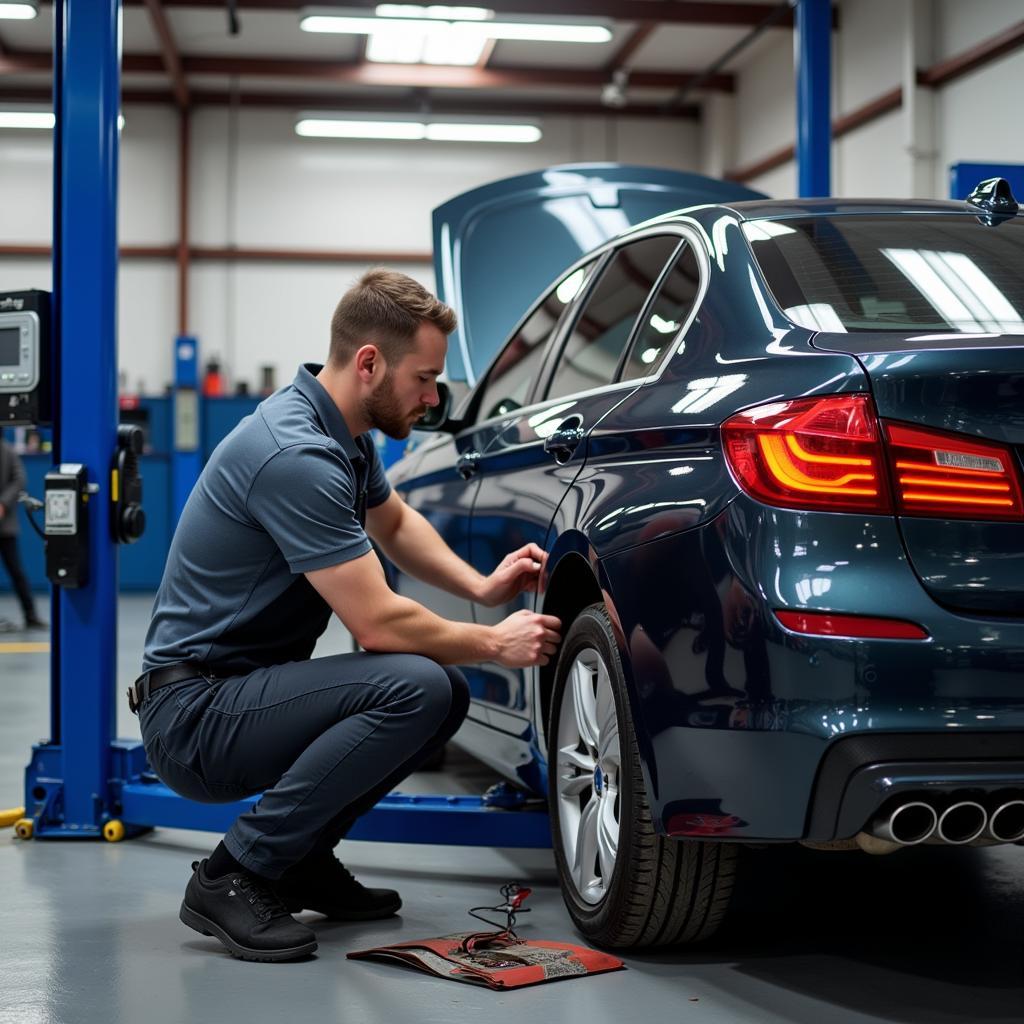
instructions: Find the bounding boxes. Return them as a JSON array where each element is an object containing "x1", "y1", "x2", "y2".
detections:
[
  {"x1": 722, "y1": 395, "x2": 891, "y2": 514},
  {"x1": 724, "y1": 395, "x2": 1024, "y2": 520},
  {"x1": 885, "y1": 422, "x2": 1024, "y2": 521}
]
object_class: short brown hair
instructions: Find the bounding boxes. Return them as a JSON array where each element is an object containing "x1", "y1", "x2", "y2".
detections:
[{"x1": 328, "y1": 267, "x2": 457, "y2": 367}]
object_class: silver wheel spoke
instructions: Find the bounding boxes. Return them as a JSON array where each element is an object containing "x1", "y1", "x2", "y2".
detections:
[
  {"x1": 573, "y1": 796, "x2": 600, "y2": 897},
  {"x1": 558, "y1": 745, "x2": 595, "y2": 775},
  {"x1": 556, "y1": 744, "x2": 595, "y2": 799},
  {"x1": 571, "y1": 659, "x2": 599, "y2": 752},
  {"x1": 597, "y1": 792, "x2": 618, "y2": 885}
]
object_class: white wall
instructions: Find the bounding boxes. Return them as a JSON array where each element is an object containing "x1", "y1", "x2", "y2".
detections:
[
  {"x1": 0, "y1": 105, "x2": 699, "y2": 394},
  {"x1": 731, "y1": 0, "x2": 1024, "y2": 200}
]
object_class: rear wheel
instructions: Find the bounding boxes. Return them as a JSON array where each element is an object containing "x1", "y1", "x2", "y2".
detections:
[{"x1": 547, "y1": 603, "x2": 737, "y2": 948}]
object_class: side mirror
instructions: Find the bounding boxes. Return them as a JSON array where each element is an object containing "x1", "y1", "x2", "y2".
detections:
[{"x1": 415, "y1": 381, "x2": 460, "y2": 433}]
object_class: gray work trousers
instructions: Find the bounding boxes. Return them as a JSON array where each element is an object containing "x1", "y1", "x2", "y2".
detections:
[{"x1": 138, "y1": 652, "x2": 470, "y2": 879}]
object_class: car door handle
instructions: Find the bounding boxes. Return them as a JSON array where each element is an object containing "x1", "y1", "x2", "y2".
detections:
[
  {"x1": 543, "y1": 416, "x2": 585, "y2": 464},
  {"x1": 456, "y1": 450, "x2": 481, "y2": 480}
]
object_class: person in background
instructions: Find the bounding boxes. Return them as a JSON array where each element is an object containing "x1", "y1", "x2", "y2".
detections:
[{"x1": 0, "y1": 438, "x2": 46, "y2": 631}]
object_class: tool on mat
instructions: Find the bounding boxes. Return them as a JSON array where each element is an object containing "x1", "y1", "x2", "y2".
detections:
[{"x1": 348, "y1": 882, "x2": 625, "y2": 989}]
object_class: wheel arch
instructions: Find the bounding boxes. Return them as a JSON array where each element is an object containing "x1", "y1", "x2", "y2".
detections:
[{"x1": 538, "y1": 535, "x2": 612, "y2": 742}]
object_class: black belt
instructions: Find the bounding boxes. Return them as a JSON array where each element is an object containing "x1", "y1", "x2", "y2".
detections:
[{"x1": 127, "y1": 662, "x2": 219, "y2": 714}]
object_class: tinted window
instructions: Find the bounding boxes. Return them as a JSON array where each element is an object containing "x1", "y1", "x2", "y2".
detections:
[
  {"x1": 747, "y1": 214, "x2": 1024, "y2": 333},
  {"x1": 546, "y1": 235, "x2": 681, "y2": 401},
  {"x1": 620, "y1": 243, "x2": 700, "y2": 379},
  {"x1": 475, "y1": 260, "x2": 596, "y2": 421}
]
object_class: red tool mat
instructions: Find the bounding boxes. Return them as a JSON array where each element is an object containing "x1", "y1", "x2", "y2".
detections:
[{"x1": 347, "y1": 931, "x2": 625, "y2": 990}]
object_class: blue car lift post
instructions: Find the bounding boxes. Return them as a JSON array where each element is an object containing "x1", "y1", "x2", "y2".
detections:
[
  {"x1": 22, "y1": 0, "x2": 550, "y2": 852},
  {"x1": 794, "y1": 0, "x2": 832, "y2": 198}
]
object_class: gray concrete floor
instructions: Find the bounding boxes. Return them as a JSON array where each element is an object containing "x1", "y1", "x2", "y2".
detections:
[{"x1": 1, "y1": 593, "x2": 1023, "y2": 1024}]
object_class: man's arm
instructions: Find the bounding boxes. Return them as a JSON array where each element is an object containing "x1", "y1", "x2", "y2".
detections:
[
  {"x1": 366, "y1": 490, "x2": 545, "y2": 607},
  {"x1": 306, "y1": 546, "x2": 560, "y2": 667}
]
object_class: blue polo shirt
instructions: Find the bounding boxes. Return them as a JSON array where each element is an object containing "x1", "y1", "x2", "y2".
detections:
[{"x1": 143, "y1": 363, "x2": 391, "y2": 673}]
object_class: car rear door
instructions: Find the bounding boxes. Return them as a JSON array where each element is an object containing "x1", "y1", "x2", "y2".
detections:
[{"x1": 466, "y1": 230, "x2": 697, "y2": 737}]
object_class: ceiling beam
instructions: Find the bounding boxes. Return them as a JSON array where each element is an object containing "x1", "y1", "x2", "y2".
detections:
[
  {"x1": 0, "y1": 83, "x2": 699, "y2": 119},
  {"x1": 917, "y1": 18, "x2": 1024, "y2": 88},
  {"x1": 0, "y1": 50, "x2": 49, "y2": 73},
  {"x1": 119, "y1": 53, "x2": 734, "y2": 91},
  {"x1": 187, "y1": 88, "x2": 701, "y2": 119},
  {"x1": 129, "y1": 0, "x2": 801, "y2": 27},
  {"x1": 142, "y1": 0, "x2": 190, "y2": 108},
  {"x1": 605, "y1": 22, "x2": 656, "y2": 73}
]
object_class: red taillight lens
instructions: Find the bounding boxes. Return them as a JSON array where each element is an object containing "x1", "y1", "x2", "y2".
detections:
[
  {"x1": 775, "y1": 610, "x2": 929, "y2": 640},
  {"x1": 722, "y1": 395, "x2": 891, "y2": 514},
  {"x1": 884, "y1": 422, "x2": 1024, "y2": 521}
]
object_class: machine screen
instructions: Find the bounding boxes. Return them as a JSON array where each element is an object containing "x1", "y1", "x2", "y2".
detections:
[{"x1": 0, "y1": 326, "x2": 18, "y2": 365}]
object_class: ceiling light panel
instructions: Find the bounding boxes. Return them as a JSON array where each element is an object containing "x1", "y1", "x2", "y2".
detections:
[
  {"x1": 376, "y1": 5, "x2": 491, "y2": 19},
  {"x1": 0, "y1": 2, "x2": 37, "y2": 19},
  {"x1": 300, "y1": 8, "x2": 613, "y2": 47},
  {"x1": 296, "y1": 115, "x2": 541, "y2": 144}
]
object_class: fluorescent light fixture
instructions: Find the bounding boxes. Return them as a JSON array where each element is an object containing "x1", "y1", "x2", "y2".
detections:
[
  {"x1": 300, "y1": 9, "x2": 612, "y2": 45},
  {"x1": 426, "y1": 121, "x2": 539, "y2": 142},
  {"x1": 296, "y1": 115, "x2": 540, "y2": 143},
  {"x1": 376, "y1": 4, "x2": 490, "y2": 19},
  {"x1": 0, "y1": 111, "x2": 126, "y2": 130},
  {"x1": 297, "y1": 118, "x2": 426, "y2": 140},
  {"x1": 0, "y1": 111, "x2": 54, "y2": 129},
  {"x1": 0, "y1": 2, "x2": 37, "y2": 20}
]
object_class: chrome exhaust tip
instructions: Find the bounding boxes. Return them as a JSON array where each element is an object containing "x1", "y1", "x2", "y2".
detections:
[
  {"x1": 936, "y1": 801, "x2": 987, "y2": 845},
  {"x1": 988, "y1": 799, "x2": 1024, "y2": 843},
  {"x1": 873, "y1": 801, "x2": 937, "y2": 845}
]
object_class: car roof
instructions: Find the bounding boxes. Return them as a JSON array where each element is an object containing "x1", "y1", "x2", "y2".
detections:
[{"x1": 700, "y1": 197, "x2": 988, "y2": 221}]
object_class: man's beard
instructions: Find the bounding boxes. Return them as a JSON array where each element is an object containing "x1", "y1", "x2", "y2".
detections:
[{"x1": 362, "y1": 370, "x2": 425, "y2": 440}]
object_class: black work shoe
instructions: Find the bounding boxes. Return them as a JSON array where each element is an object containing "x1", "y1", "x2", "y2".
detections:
[
  {"x1": 275, "y1": 855, "x2": 401, "y2": 921},
  {"x1": 23, "y1": 618, "x2": 48, "y2": 631},
  {"x1": 179, "y1": 859, "x2": 318, "y2": 962}
]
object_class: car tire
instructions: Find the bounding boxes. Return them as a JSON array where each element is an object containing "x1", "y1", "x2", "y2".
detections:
[{"x1": 547, "y1": 603, "x2": 737, "y2": 948}]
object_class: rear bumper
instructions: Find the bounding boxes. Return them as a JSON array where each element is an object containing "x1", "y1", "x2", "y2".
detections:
[{"x1": 599, "y1": 498, "x2": 1024, "y2": 840}]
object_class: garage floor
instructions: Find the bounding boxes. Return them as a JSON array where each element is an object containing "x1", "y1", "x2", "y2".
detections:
[{"x1": 1, "y1": 594, "x2": 1022, "y2": 1024}]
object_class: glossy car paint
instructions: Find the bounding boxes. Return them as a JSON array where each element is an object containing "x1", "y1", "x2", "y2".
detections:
[{"x1": 390, "y1": 194, "x2": 1024, "y2": 843}]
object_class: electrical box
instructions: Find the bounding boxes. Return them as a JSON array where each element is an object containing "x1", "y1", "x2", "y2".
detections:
[
  {"x1": 44, "y1": 463, "x2": 90, "y2": 588},
  {"x1": 0, "y1": 289, "x2": 51, "y2": 425}
]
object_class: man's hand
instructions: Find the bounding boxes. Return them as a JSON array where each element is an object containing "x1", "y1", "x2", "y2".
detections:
[
  {"x1": 476, "y1": 543, "x2": 548, "y2": 608},
  {"x1": 492, "y1": 609, "x2": 562, "y2": 668}
]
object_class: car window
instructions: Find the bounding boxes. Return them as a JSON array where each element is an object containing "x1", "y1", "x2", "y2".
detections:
[
  {"x1": 619, "y1": 242, "x2": 701, "y2": 379},
  {"x1": 474, "y1": 259, "x2": 597, "y2": 422},
  {"x1": 545, "y1": 235, "x2": 681, "y2": 402},
  {"x1": 745, "y1": 214, "x2": 1024, "y2": 333}
]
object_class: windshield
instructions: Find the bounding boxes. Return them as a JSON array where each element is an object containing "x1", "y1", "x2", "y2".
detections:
[{"x1": 745, "y1": 214, "x2": 1024, "y2": 333}]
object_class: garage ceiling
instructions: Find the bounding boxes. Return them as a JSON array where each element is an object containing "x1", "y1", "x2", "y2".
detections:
[{"x1": 0, "y1": 1, "x2": 808, "y2": 120}]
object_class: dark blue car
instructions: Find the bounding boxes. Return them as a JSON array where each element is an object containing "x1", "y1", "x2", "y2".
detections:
[{"x1": 388, "y1": 167, "x2": 1024, "y2": 948}]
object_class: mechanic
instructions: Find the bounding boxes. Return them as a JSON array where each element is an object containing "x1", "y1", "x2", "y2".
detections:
[
  {"x1": 134, "y1": 268, "x2": 561, "y2": 963},
  {"x1": 0, "y1": 438, "x2": 46, "y2": 632}
]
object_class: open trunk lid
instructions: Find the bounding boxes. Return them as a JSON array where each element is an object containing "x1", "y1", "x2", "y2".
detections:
[{"x1": 432, "y1": 163, "x2": 764, "y2": 383}]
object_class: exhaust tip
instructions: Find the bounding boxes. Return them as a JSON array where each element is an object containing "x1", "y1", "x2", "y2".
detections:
[
  {"x1": 988, "y1": 799, "x2": 1024, "y2": 843},
  {"x1": 937, "y1": 801, "x2": 987, "y2": 845},
  {"x1": 883, "y1": 801, "x2": 937, "y2": 845}
]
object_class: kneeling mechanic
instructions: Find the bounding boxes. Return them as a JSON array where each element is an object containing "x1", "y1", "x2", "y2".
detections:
[{"x1": 134, "y1": 269, "x2": 561, "y2": 962}]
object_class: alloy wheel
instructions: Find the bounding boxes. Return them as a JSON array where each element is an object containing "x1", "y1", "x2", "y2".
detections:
[{"x1": 554, "y1": 646, "x2": 622, "y2": 905}]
